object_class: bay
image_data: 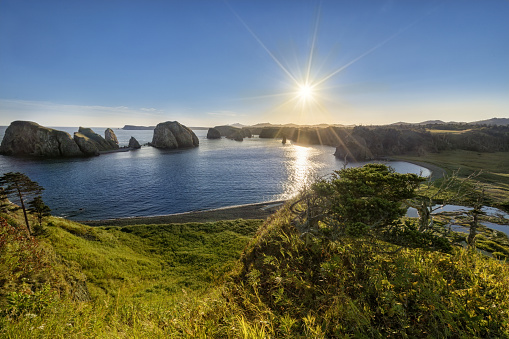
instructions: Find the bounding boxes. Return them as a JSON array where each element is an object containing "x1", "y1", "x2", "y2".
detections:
[{"x1": 0, "y1": 127, "x2": 430, "y2": 220}]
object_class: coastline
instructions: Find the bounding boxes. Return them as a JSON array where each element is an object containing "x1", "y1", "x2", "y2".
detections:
[
  {"x1": 79, "y1": 200, "x2": 286, "y2": 226},
  {"x1": 79, "y1": 160, "x2": 445, "y2": 227},
  {"x1": 389, "y1": 157, "x2": 447, "y2": 181}
]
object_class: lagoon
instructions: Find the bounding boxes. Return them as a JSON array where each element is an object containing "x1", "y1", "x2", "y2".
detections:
[{"x1": 0, "y1": 127, "x2": 431, "y2": 220}]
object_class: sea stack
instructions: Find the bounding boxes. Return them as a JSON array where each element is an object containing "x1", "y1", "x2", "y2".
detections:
[
  {"x1": 128, "y1": 136, "x2": 141, "y2": 149},
  {"x1": 73, "y1": 127, "x2": 119, "y2": 156},
  {"x1": 206, "y1": 128, "x2": 221, "y2": 139},
  {"x1": 105, "y1": 128, "x2": 119, "y2": 147},
  {"x1": 0, "y1": 121, "x2": 84, "y2": 157},
  {"x1": 150, "y1": 121, "x2": 199, "y2": 149}
]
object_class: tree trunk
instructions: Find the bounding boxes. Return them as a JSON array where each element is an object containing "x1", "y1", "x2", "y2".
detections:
[
  {"x1": 15, "y1": 183, "x2": 31, "y2": 236},
  {"x1": 467, "y1": 211, "x2": 478, "y2": 248}
]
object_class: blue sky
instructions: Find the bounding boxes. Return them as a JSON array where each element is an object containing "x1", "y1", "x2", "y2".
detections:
[{"x1": 0, "y1": 0, "x2": 508, "y2": 127}]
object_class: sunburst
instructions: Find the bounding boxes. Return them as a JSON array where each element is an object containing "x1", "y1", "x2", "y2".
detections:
[{"x1": 228, "y1": 3, "x2": 424, "y2": 124}]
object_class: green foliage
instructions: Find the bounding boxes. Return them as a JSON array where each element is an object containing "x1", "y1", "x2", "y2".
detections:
[
  {"x1": 0, "y1": 218, "x2": 47, "y2": 299},
  {"x1": 227, "y1": 207, "x2": 509, "y2": 338},
  {"x1": 380, "y1": 220, "x2": 453, "y2": 252},
  {"x1": 28, "y1": 196, "x2": 51, "y2": 232},
  {"x1": 5, "y1": 283, "x2": 56, "y2": 318},
  {"x1": 292, "y1": 164, "x2": 425, "y2": 247},
  {"x1": 0, "y1": 172, "x2": 44, "y2": 235}
]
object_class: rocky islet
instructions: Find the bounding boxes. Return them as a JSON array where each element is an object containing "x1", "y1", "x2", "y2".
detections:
[{"x1": 0, "y1": 120, "x2": 199, "y2": 157}]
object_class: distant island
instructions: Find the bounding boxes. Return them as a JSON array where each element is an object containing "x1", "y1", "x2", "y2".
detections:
[
  {"x1": 122, "y1": 125, "x2": 209, "y2": 131},
  {"x1": 122, "y1": 125, "x2": 155, "y2": 130}
]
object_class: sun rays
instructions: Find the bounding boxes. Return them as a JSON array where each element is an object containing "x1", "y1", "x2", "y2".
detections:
[{"x1": 226, "y1": 2, "x2": 435, "y2": 125}]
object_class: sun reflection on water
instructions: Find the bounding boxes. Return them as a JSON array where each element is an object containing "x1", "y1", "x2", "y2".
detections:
[{"x1": 279, "y1": 144, "x2": 323, "y2": 199}]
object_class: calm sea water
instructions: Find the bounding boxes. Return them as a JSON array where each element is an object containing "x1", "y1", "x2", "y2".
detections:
[{"x1": 0, "y1": 126, "x2": 430, "y2": 220}]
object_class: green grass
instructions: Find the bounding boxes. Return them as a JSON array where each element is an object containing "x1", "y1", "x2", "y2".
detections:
[
  {"x1": 44, "y1": 217, "x2": 262, "y2": 299},
  {"x1": 395, "y1": 150, "x2": 509, "y2": 209},
  {"x1": 2, "y1": 198, "x2": 509, "y2": 337},
  {"x1": 427, "y1": 129, "x2": 473, "y2": 134}
]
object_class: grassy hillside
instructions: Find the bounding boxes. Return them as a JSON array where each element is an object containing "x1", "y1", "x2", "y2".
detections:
[
  {"x1": 44, "y1": 217, "x2": 261, "y2": 299},
  {"x1": 0, "y1": 215, "x2": 264, "y2": 337},
  {"x1": 2, "y1": 205, "x2": 509, "y2": 338},
  {"x1": 226, "y1": 206, "x2": 509, "y2": 337}
]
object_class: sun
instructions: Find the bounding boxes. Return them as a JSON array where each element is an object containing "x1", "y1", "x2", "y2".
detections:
[{"x1": 297, "y1": 83, "x2": 314, "y2": 100}]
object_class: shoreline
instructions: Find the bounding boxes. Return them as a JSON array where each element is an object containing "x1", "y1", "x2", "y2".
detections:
[
  {"x1": 79, "y1": 160, "x2": 445, "y2": 227},
  {"x1": 79, "y1": 200, "x2": 286, "y2": 226},
  {"x1": 388, "y1": 157, "x2": 447, "y2": 181}
]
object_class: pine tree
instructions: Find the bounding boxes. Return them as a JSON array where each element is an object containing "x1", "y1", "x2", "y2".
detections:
[
  {"x1": 28, "y1": 196, "x2": 51, "y2": 230},
  {"x1": 0, "y1": 172, "x2": 44, "y2": 236}
]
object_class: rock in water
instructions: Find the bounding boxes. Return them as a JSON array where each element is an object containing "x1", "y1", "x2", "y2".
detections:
[
  {"x1": 73, "y1": 133, "x2": 100, "y2": 156},
  {"x1": 73, "y1": 127, "x2": 120, "y2": 155},
  {"x1": 207, "y1": 128, "x2": 221, "y2": 139},
  {"x1": 128, "y1": 136, "x2": 141, "y2": 149},
  {"x1": 150, "y1": 121, "x2": 199, "y2": 149},
  {"x1": 105, "y1": 128, "x2": 119, "y2": 148},
  {"x1": 228, "y1": 130, "x2": 244, "y2": 141},
  {"x1": 0, "y1": 121, "x2": 84, "y2": 157}
]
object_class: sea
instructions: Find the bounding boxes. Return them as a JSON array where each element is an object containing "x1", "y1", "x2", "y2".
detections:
[{"x1": 0, "y1": 127, "x2": 431, "y2": 221}]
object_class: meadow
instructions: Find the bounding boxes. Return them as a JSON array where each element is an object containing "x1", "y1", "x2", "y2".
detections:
[{"x1": 396, "y1": 150, "x2": 509, "y2": 210}]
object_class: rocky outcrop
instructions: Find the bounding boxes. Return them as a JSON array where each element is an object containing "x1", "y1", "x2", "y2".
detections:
[
  {"x1": 73, "y1": 133, "x2": 99, "y2": 156},
  {"x1": 73, "y1": 127, "x2": 119, "y2": 156},
  {"x1": 105, "y1": 128, "x2": 119, "y2": 147},
  {"x1": 207, "y1": 128, "x2": 221, "y2": 139},
  {"x1": 334, "y1": 136, "x2": 373, "y2": 162},
  {"x1": 228, "y1": 130, "x2": 244, "y2": 141},
  {"x1": 242, "y1": 128, "x2": 253, "y2": 138},
  {"x1": 128, "y1": 136, "x2": 141, "y2": 149},
  {"x1": 76, "y1": 127, "x2": 118, "y2": 151},
  {"x1": 214, "y1": 125, "x2": 252, "y2": 140},
  {"x1": 150, "y1": 121, "x2": 199, "y2": 149},
  {"x1": 0, "y1": 121, "x2": 84, "y2": 157}
]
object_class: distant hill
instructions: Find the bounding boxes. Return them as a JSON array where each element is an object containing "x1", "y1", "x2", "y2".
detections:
[
  {"x1": 230, "y1": 123, "x2": 246, "y2": 128},
  {"x1": 470, "y1": 118, "x2": 509, "y2": 126},
  {"x1": 418, "y1": 120, "x2": 446, "y2": 125},
  {"x1": 390, "y1": 118, "x2": 508, "y2": 126}
]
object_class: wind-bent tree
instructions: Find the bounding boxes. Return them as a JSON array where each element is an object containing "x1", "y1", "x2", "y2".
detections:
[
  {"x1": 28, "y1": 196, "x2": 51, "y2": 230},
  {"x1": 405, "y1": 170, "x2": 481, "y2": 233},
  {"x1": 463, "y1": 183, "x2": 486, "y2": 248},
  {"x1": 0, "y1": 172, "x2": 44, "y2": 236},
  {"x1": 292, "y1": 164, "x2": 424, "y2": 239}
]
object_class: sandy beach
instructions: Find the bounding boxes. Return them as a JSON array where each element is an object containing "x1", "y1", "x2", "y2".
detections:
[{"x1": 80, "y1": 200, "x2": 286, "y2": 226}]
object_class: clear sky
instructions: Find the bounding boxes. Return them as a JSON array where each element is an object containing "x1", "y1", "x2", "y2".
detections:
[{"x1": 0, "y1": 0, "x2": 508, "y2": 127}]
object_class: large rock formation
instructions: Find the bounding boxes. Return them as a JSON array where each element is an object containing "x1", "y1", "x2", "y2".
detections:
[
  {"x1": 206, "y1": 128, "x2": 221, "y2": 139},
  {"x1": 128, "y1": 136, "x2": 141, "y2": 149},
  {"x1": 333, "y1": 136, "x2": 373, "y2": 161},
  {"x1": 105, "y1": 128, "x2": 119, "y2": 147},
  {"x1": 0, "y1": 121, "x2": 84, "y2": 157},
  {"x1": 228, "y1": 130, "x2": 244, "y2": 142},
  {"x1": 73, "y1": 127, "x2": 119, "y2": 156},
  {"x1": 150, "y1": 121, "x2": 199, "y2": 149},
  {"x1": 73, "y1": 133, "x2": 99, "y2": 156},
  {"x1": 214, "y1": 125, "x2": 252, "y2": 139}
]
